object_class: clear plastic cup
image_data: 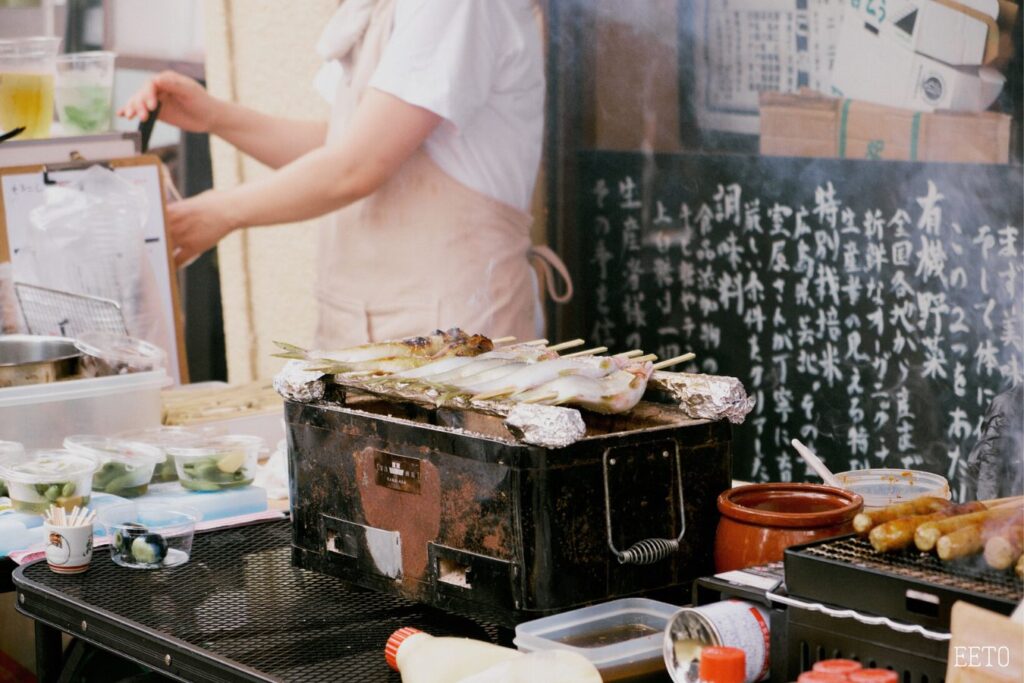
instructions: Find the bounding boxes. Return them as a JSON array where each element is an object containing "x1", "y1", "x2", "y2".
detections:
[
  {"x1": 54, "y1": 51, "x2": 115, "y2": 135},
  {"x1": 63, "y1": 435, "x2": 164, "y2": 498},
  {"x1": 0, "y1": 440, "x2": 25, "y2": 498},
  {"x1": 0, "y1": 37, "x2": 60, "y2": 140},
  {"x1": 168, "y1": 435, "x2": 263, "y2": 493},
  {"x1": 98, "y1": 502, "x2": 200, "y2": 569},
  {"x1": 115, "y1": 426, "x2": 224, "y2": 483},
  {"x1": 0, "y1": 449, "x2": 97, "y2": 514}
]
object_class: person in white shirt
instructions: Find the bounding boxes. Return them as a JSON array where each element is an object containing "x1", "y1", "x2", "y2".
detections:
[{"x1": 121, "y1": 0, "x2": 570, "y2": 347}]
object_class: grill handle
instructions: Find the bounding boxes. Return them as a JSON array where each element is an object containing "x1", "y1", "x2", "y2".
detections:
[{"x1": 602, "y1": 445, "x2": 686, "y2": 565}]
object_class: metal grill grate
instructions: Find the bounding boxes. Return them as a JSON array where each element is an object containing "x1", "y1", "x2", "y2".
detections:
[
  {"x1": 20, "y1": 521, "x2": 502, "y2": 682},
  {"x1": 802, "y1": 536, "x2": 1023, "y2": 602},
  {"x1": 15, "y1": 283, "x2": 128, "y2": 338}
]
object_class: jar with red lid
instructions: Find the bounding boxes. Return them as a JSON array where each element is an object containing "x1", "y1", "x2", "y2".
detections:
[
  {"x1": 849, "y1": 670, "x2": 899, "y2": 683},
  {"x1": 813, "y1": 659, "x2": 863, "y2": 675}
]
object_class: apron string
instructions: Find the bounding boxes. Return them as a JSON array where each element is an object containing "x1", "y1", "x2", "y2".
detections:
[{"x1": 528, "y1": 245, "x2": 574, "y2": 304}]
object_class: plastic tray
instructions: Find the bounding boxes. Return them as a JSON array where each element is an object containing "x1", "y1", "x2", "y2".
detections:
[
  {"x1": 0, "y1": 371, "x2": 166, "y2": 449},
  {"x1": 514, "y1": 597, "x2": 678, "y2": 680}
]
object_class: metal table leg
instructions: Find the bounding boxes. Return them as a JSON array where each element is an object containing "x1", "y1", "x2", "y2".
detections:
[{"x1": 34, "y1": 621, "x2": 63, "y2": 683}]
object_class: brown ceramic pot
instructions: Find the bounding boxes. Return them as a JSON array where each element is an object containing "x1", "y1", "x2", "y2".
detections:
[{"x1": 714, "y1": 483, "x2": 864, "y2": 572}]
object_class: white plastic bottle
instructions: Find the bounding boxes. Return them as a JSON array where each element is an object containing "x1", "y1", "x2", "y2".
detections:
[{"x1": 385, "y1": 627, "x2": 602, "y2": 683}]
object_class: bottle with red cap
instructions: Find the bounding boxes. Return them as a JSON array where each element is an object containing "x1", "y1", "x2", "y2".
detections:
[
  {"x1": 813, "y1": 659, "x2": 863, "y2": 676},
  {"x1": 698, "y1": 646, "x2": 746, "y2": 683},
  {"x1": 849, "y1": 670, "x2": 899, "y2": 683}
]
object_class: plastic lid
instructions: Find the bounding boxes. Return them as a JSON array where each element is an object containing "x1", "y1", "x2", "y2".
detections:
[
  {"x1": 385, "y1": 627, "x2": 422, "y2": 671},
  {"x1": 75, "y1": 331, "x2": 167, "y2": 371},
  {"x1": 116, "y1": 426, "x2": 223, "y2": 450},
  {"x1": 834, "y1": 469, "x2": 949, "y2": 506},
  {"x1": 63, "y1": 436, "x2": 163, "y2": 466},
  {"x1": 166, "y1": 434, "x2": 264, "y2": 460},
  {"x1": 698, "y1": 646, "x2": 745, "y2": 683},
  {"x1": 798, "y1": 673, "x2": 849, "y2": 683},
  {"x1": 849, "y1": 670, "x2": 899, "y2": 683},
  {"x1": 0, "y1": 440, "x2": 25, "y2": 460},
  {"x1": 814, "y1": 659, "x2": 863, "y2": 674},
  {"x1": 0, "y1": 449, "x2": 96, "y2": 483}
]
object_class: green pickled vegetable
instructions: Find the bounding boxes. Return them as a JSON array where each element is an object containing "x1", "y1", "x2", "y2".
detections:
[{"x1": 178, "y1": 453, "x2": 252, "y2": 492}]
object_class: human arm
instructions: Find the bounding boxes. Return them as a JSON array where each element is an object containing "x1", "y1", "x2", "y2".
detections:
[
  {"x1": 119, "y1": 71, "x2": 327, "y2": 169},
  {"x1": 168, "y1": 87, "x2": 442, "y2": 266}
]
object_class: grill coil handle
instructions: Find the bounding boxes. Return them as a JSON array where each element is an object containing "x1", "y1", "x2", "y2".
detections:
[{"x1": 602, "y1": 445, "x2": 686, "y2": 565}]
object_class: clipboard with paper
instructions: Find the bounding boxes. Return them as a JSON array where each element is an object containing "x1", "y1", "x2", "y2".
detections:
[{"x1": 0, "y1": 154, "x2": 188, "y2": 383}]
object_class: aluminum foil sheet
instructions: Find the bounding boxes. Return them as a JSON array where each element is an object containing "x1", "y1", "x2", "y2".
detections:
[
  {"x1": 648, "y1": 372, "x2": 755, "y2": 424},
  {"x1": 504, "y1": 403, "x2": 587, "y2": 448},
  {"x1": 273, "y1": 360, "x2": 326, "y2": 403}
]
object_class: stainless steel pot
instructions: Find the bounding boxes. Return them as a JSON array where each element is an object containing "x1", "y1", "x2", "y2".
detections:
[{"x1": 0, "y1": 335, "x2": 81, "y2": 388}]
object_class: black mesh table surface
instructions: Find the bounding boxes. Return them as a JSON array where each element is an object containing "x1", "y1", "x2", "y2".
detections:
[{"x1": 13, "y1": 519, "x2": 503, "y2": 682}]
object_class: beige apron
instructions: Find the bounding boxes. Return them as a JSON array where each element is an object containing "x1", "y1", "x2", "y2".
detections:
[{"x1": 314, "y1": 0, "x2": 568, "y2": 348}]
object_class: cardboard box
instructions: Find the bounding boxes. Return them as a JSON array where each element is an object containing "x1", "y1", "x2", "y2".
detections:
[
  {"x1": 881, "y1": 0, "x2": 997, "y2": 66},
  {"x1": 759, "y1": 91, "x2": 1011, "y2": 164},
  {"x1": 829, "y1": 11, "x2": 1006, "y2": 111}
]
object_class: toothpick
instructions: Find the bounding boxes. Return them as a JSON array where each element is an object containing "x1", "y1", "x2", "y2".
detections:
[
  {"x1": 562, "y1": 346, "x2": 608, "y2": 358},
  {"x1": 522, "y1": 392, "x2": 559, "y2": 404},
  {"x1": 651, "y1": 352, "x2": 697, "y2": 371},
  {"x1": 492, "y1": 336, "x2": 516, "y2": 345},
  {"x1": 548, "y1": 339, "x2": 585, "y2": 352},
  {"x1": 522, "y1": 339, "x2": 550, "y2": 346},
  {"x1": 614, "y1": 350, "x2": 645, "y2": 359},
  {"x1": 70, "y1": 506, "x2": 80, "y2": 526}
]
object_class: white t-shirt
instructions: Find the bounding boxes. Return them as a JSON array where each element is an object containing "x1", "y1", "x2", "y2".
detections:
[{"x1": 368, "y1": 0, "x2": 545, "y2": 213}]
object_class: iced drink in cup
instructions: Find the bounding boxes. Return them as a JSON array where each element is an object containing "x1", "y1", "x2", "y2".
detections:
[
  {"x1": 0, "y1": 37, "x2": 60, "y2": 140},
  {"x1": 55, "y1": 51, "x2": 115, "y2": 135}
]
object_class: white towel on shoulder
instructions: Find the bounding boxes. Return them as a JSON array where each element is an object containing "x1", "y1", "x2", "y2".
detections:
[{"x1": 313, "y1": 0, "x2": 380, "y2": 103}]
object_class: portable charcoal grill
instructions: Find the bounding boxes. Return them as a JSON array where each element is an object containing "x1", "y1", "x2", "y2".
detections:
[
  {"x1": 784, "y1": 535, "x2": 1023, "y2": 632},
  {"x1": 285, "y1": 385, "x2": 731, "y2": 627}
]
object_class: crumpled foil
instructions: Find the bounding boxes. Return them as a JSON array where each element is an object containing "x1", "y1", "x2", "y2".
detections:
[
  {"x1": 504, "y1": 403, "x2": 586, "y2": 448},
  {"x1": 273, "y1": 360, "x2": 326, "y2": 403},
  {"x1": 647, "y1": 372, "x2": 755, "y2": 424}
]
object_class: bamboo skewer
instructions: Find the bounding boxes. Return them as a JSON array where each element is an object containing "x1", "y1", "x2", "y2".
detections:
[
  {"x1": 491, "y1": 336, "x2": 516, "y2": 345},
  {"x1": 633, "y1": 354, "x2": 659, "y2": 363},
  {"x1": 983, "y1": 496, "x2": 1024, "y2": 509},
  {"x1": 522, "y1": 392, "x2": 560, "y2": 404},
  {"x1": 547, "y1": 339, "x2": 585, "y2": 352},
  {"x1": 651, "y1": 353, "x2": 696, "y2": 371},
  {"x1": 562, "y1": 347, "x2": 608, "y2": 358},
  {"x1": 614, "y1": 350, "x2": 644, "y2": 359},
  {"x1": 521, "y1": 339, "x2": 550, "y2": 346}
]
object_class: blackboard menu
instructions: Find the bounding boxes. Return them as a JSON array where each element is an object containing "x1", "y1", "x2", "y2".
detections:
[{"x1": 579, "y1": 151, "x2": 1023, "y2": 495}]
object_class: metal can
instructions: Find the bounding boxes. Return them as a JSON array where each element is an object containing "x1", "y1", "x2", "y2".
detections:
[{"x1": 663, "y1": 599, "x2": 771, "y2": 683}]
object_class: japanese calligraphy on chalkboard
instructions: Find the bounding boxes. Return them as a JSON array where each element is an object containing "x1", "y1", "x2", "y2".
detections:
[{"x1": 580, "y1": 151, "x2": 1023, "y2": 496}]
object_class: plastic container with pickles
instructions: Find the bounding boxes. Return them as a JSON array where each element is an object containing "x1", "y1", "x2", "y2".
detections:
[
  {"x1": 63, "y1": 435, "x2": 163, "y2": 498},
  {"x1": 0, "y1": 449, "x2": 97, "y2": 513},
  {"x1": 0, "y1": 440, "x2": 25, "y2": 497},
  {"x1": 168, "y1": 435, "x2": 263, "y2": 492},
  {"x1": 115, "y1": 426, "x2": 225, "y2": 483}
]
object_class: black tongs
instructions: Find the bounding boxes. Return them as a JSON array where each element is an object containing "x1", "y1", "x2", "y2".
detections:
[
  {"x1": 0, "y1": 126, "x2": 26, "y2": 144},
  {"x1": 139, "y1": 102, "x2": 162, "y2": 153}
]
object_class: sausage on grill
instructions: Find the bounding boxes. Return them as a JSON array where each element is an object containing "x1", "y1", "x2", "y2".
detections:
[{"x1": 853, "y1": 497, "x2": 953, "y2": 535}]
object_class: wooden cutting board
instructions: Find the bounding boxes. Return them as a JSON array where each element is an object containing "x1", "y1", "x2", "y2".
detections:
[{"x1": 946, "y1": 601, "x2": 1023, "y2": 682}]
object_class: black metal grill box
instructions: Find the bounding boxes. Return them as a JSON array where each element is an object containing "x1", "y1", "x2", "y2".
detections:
[{"x1": 285, "y1": 391, "x2": 731, "y2": 626}]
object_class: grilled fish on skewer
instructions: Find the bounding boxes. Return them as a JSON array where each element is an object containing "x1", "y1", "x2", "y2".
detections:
[
  {"x1": 511, "y1": 361, "x2": 655, "y2": 414},
  {"x1": 466, "y1": 355, "x2": 632, "y2": 398},
  {"x1": 390, "y1": 344, "x2": 558, "y2": 381},
  {"x1": 273, "y1": 328, "x2": 492, "y2": 365}
]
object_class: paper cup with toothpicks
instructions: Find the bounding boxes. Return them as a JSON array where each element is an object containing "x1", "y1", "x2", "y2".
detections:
[{"x1": 43, "y1": 504, "x2": 95, "y2": 574}]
